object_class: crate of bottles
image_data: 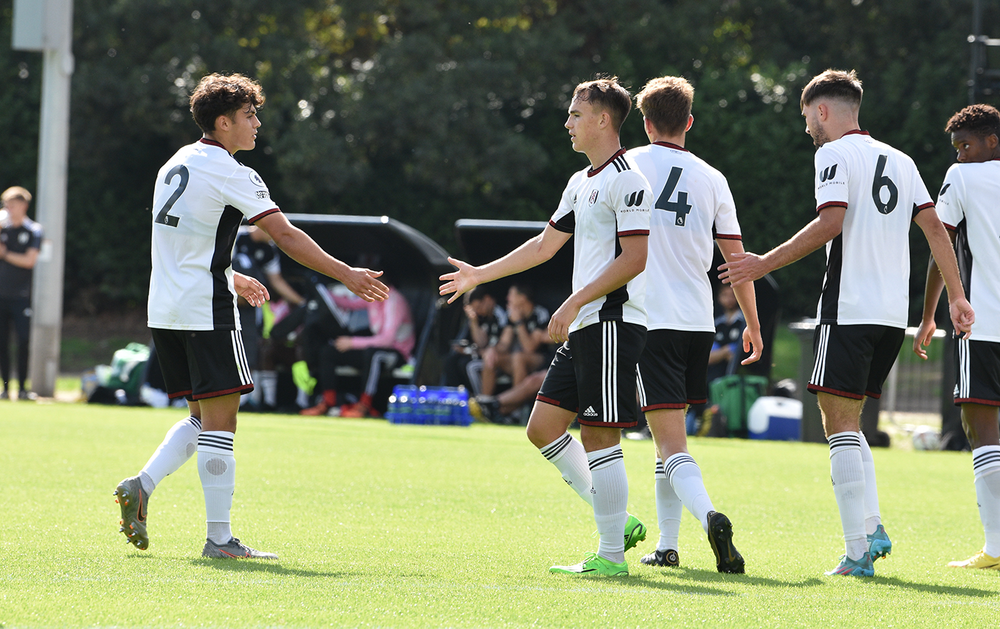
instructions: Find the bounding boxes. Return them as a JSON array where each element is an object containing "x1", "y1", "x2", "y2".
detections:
[{"x1": 385, "y1": 385, "x2": 473, "y2": 426}]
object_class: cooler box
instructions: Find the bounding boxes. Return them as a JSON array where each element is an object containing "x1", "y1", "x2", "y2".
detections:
[{"x1": 747, "y1": 396, "x2": 802, "y2": 441}]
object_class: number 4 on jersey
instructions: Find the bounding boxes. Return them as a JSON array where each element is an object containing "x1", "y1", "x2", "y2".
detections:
[
  {"x1": 154, "y1": 165, "x2": 189, "y2": 227},
  {"x1": 655, "y1": 166, "x2": 692, "y2": 226}
]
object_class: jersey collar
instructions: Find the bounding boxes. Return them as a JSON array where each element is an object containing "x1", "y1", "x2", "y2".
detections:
[
  {"x1": 652, "y1": 141, "x2": 688, "y2": 152},
  {"x1": 199, "y1": 137, "x2": 228, "y2": 150},
  {"x1": 843, "y1": 129, "x2": 870, "y2": 138},
  {"x1": 588, "y1": 147, "x2": 627, "y2": 177}
]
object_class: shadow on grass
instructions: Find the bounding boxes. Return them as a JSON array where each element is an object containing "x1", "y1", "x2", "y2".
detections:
[
  {"x1": 187, "y1": 558, "x2": 342, "y2": 578},
  {"x1": 869, "y1": 575, "x2": 997, "y2": 598},
  {"x1": 554, "y1": 573, "x2": 735, "y2": 596},
  {"x1": 658, "y1": 567, "x2": 824, "y2": 589}
]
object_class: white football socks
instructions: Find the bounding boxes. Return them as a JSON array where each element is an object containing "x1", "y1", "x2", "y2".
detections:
[
  {"x1": 829, "y1": 431, "x2": 867, "y2": 560},
  {"x1": 858, "y1": 432, "x2": 882, "y2": 535},
  {"x1": 588, "y1": 445, "x2": 628, "y2": 564},
  {"x1": 539, "y1": 432, "x2": 593, "y2": 506},
  {"x1": 198, "y1": 431, "x2": 236, "y2": 545},
  {"x1": 654, "y1": 458, "x2": 682, "y2": 552},
  {"x1": 139, "y1": 416, "x2": 203, "y2": 493},
  {"x1": 972, "y1": 445, "x2": 1000, "y2": 557},
  {"x1": 664, "y1": 452, "x2": 715, "y2": 533}
]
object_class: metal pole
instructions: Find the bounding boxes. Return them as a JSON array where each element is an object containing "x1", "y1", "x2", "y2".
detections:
[{"x1": 28, "y1": 0, "x2": 74, "y2": 398}]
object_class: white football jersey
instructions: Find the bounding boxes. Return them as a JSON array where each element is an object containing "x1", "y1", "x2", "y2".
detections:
[
  {"x1": 549, "y1": 148, "x2": 652, "y2": 333},
  {"x1": 148, "y1": 139, "x2": 280, "y2": 330},
  {"x1": 630, "y1": 142, "x2": 741, "y2": 332},
  {"x1": 936, "y1": 159, "x2": 1000, "y2": 342},
  {"x1": 813, "y1": 131, "x2": 933, "y2": 327}
]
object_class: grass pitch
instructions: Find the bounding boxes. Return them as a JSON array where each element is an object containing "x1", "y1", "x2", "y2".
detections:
[{"x1": 1, "y1": 401, "x2": 998, "y2": 628}]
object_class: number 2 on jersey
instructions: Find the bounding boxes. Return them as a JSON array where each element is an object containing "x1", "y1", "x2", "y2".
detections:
[
  {"x1": 154, "y1": 165, "x2": 189, "y2": 227},
  {"x1": 655, "y1": 167, "x2": 692, "y2": 226}
]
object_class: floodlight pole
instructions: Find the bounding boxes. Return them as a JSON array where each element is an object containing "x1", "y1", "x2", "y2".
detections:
[{"x1": 13, "y1": 0, "x2": 74, "y2": 398}]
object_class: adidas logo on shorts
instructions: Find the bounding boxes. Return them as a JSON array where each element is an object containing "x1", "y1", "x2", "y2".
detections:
[{"x1": 582, "y1": 406, "x2": 598, "y2": 417}]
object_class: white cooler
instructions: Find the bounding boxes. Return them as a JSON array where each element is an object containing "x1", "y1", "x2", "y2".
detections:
[{"x1": 747, "y1": 396, "x2": 803, "y2": 441}]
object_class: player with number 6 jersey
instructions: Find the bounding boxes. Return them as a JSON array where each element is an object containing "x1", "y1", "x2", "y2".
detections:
[{"x1": 719, "y1": 69, "x2": 973, "y2": 578}]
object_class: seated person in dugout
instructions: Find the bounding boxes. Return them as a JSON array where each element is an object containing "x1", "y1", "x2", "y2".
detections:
[
  {"x1": 441, "y1": 286, "x2": 508, "y2": 393},
  {"x1": 300, "y1": 282, "x2": 414, "y2": 418},
  {"x1": 480, "y1": 284, "x2": 553, "y2": 396}
]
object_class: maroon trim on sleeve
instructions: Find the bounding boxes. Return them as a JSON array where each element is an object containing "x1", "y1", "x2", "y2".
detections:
[
  {"x1": 943, "y1": 222, "x2": 957, "y2": 232},
  {"x1": 715, "y1": 233, "x2": 743, "y2": 241},
  {"x1": 618, "y1": 229, "x2": 649, "y2": 237},
  {"x1": 816, "y1": 201, "x2": 848, "y2": 213},
  {"x1": 247, "y1": 208, "x2": 281, "y2": 224},
  {"x1": 549, "y1": 219, "x2": 574, "y2": 234},
  {"x1": 913, "y1": 201, "x2": 935, "y2": 214}
]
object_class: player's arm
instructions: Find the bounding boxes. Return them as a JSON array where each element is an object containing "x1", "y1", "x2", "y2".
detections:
[
  {"x1": 547, "y1": 233, "x2": 647, "y2": 344},
  {"x1": 718, "y1": 205, "x2": 845, "y2": 287},
  {"x1": 716, "y1": 238, "x2": 763, "y2": 365},
  {"x1": 0, "y1": 244, "x2": 39, "y2": 270},
  {"x1": 254, "y1": 212, "x2": 388, "y2": 302},
  {"x1": 913, "y1": 229, "x2": 953, "y2": 359},
  {"x1": 439, "y1": 224, "x2": 571, "y2": 304},
  {"x1": 914, "y1": 207, "x2": 974, "y2": 339}
]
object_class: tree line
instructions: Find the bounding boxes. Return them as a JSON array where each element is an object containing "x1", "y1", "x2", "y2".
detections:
[{"x1": 1, "y1": 0, "x2": 997, "y2": 320}]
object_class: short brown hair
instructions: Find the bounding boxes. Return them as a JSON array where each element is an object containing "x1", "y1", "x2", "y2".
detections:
[
  {"x1": 190, "y1": 73, "x2": 265, "y2": 133},
  {"x1": 573, "y1": 76, "x2": 632, "y2": 133},
  {"x1": 1, "y1": 186, "x2": 32, "y2": 204},
  {"x1": 945, "y1": 104, "x2": 1000, "y2": 139},
  {"x1": 635, "y1": 76, "x2": 694, "y2": 136},
  {"x1": 801, "y1": 69, "x2": 863, "y2": 108}
]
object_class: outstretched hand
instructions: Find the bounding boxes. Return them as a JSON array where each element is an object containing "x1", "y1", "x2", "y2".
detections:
[
  {"x1": 233, "y1": 272, "x2": 269, "y2": 307},
  {"x1": 343, "y1": 268, "x2": 388, "y2": 302},
  {"x1": 718, "y1": 252, "x2": 765, "y2": 287},
  {"x1": 439, "y1": 257, "x2": 479, "y2": 304}
]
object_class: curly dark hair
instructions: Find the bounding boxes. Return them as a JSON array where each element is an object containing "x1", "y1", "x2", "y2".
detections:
[
  {"x1": 945, "y1": 104, "x2": 1000, "y2": 138},
  {"x1": 189, "y1": 73, "x2": 265, "y2": 133},
  {"x1": 801, "y1": 69, "x2": 863, "y2": 108},
  {"x1": 573, "y1": 76, "x2": 633, "y2": 133}
]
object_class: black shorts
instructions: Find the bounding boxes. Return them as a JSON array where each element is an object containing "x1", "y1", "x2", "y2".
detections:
[
  {"x1": 150, "y1": 328, "x2": 254, "y2": 401},
  {"x1": 637, "y1": 329, "x2": 714, "y2": 411},
  {"x1": 536, "y1": 320, "x2": 646, "y2": 428},
  {"x1": 955, "y1": 338, "x2": 1000, "y2": 406},
  {"x1": 807, "y1": 323, "x2": 904, "y2": 400}
]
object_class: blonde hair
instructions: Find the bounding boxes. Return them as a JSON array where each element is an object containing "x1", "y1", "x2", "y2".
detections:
[{"x1": 1, "y1": 186, "x2": 32, "y2": 204}]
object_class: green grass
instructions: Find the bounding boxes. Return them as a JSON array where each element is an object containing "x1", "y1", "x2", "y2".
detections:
[{"x1": 1, "y1": 403, "x2": 998, "y2": 628}]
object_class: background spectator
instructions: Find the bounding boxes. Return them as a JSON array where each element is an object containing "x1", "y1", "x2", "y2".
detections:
[
  {"x1": 301, "y1": 284, "x2": 414, "y2": 417},
  {"x1": 0, "y1": 186, "x2": 42, "y2": 401}
]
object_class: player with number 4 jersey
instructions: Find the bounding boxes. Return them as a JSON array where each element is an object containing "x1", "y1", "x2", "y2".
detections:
[
  {"x1": 720, "y1": 69, "x2": 972, "y2": 578},
  {"x1": 630, "y1": 76, "x2": 760, "y2": 573}
]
